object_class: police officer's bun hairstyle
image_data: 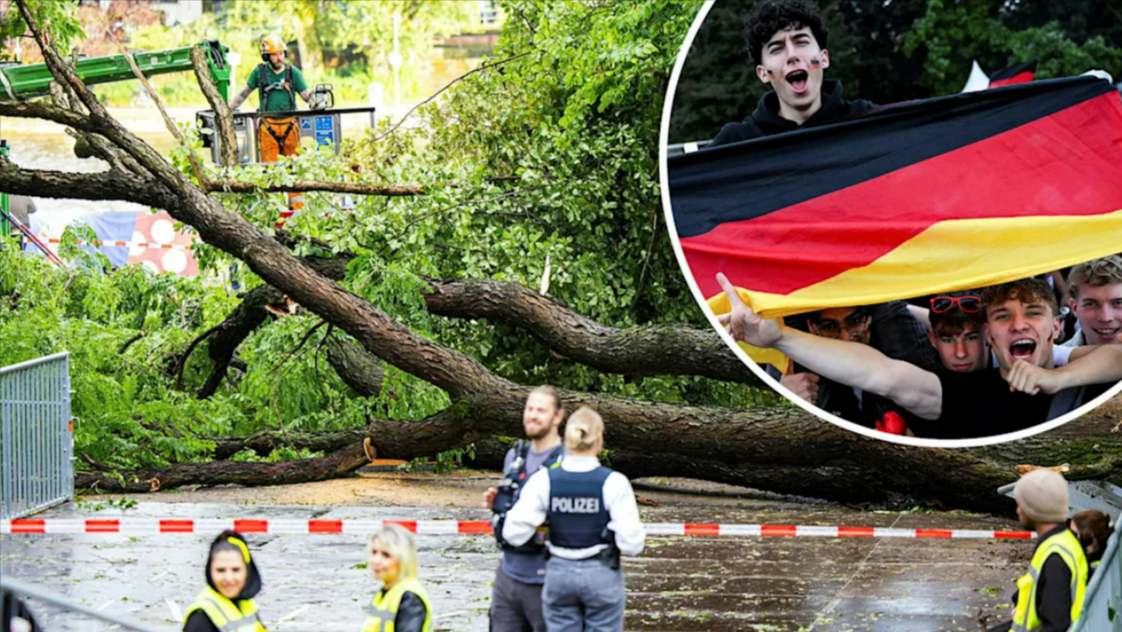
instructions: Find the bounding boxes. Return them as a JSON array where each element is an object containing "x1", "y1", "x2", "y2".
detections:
[
  {"x1": 744, "y1": 0, "x2": 829, "y2": 66},
  {"x1": 371, "y1": 524, "x2": 419, "y2": 580},
  {"x1": 564, "y1": 406, "x2": 604, "y2": 453},
  {"x1": 206, "y1": 530, "x2": 262, "y2": 599}
]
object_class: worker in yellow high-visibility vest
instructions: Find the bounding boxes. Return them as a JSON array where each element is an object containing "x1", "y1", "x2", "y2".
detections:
[
  {"x1": 360, "y1": 524, "x2": 434, "y2": 632},
  {"x1": 988, "y1": 470, "x2": 1089, "y2": 632},
  {"x1": 183, "y1": 531, "x2": 268, "y2": 632}
]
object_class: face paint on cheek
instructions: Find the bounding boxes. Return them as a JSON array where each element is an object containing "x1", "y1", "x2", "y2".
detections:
[
  {"x1": 809, "y1": 58, "x2": 821, "y2": 68},
  {"x1": 766, "y1": 69, "x2": 776, "y2": 76}
]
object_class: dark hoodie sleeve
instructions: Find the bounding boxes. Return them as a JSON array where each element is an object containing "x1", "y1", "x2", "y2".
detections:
[
  {"x1": 184, "y1": 610, "x2": 221, "y2": 632},
  {"x1": 393, "y1": 592, "x2": 429, "y2": 632}
]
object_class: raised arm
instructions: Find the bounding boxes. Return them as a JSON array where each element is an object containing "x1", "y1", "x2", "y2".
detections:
[
  {"x1": 717, "y1": 274, "x2": 944, "y2": 420},
  {"x1": 1007, "y1": 344, "x2": 1122, "y2": 395}
]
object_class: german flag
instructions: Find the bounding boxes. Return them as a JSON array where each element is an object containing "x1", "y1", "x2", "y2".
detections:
[
  {"x1": 669, "y1": 77, "x2": 1122, "y2": 328},
  {"x1": 988, "y1": 60, "x2": 1036, "y2": 88}
]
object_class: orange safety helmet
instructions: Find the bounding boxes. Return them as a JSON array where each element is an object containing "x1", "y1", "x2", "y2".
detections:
[{"x1": 260, "y1": 34, "x2": 287, "y2": 61}]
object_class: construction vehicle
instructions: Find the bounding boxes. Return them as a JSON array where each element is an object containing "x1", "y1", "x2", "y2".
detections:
[{"x1": 0, "y1": 41, "x2": 231, "y2": 242}]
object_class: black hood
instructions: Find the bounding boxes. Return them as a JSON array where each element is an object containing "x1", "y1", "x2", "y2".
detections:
[
  {"x1": 206, "y1": 531, "x2": 263, "y2": 600},
  {"x1": 751, "y1": 80, "x2": 866, "y2": 135}
]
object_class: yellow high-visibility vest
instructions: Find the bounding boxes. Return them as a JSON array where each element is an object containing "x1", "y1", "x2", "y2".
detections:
[
  {"x1": 184, "y1": 586, "x2": 267, "y2": 632},
  {"x1": 1011, "y1": 529, "x2": 1088, "y2": 631},
  {"x1": 360, "y1": 577, "x2": 433, "y2": 632}
]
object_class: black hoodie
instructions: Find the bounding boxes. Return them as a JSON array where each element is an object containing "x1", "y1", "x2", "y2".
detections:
[
  {"x1": 184, "y1": 534, "x2": 265, "y2": 632},
  {"x1": 709, "y1": 80, "x2": 877, "y2": 146}
]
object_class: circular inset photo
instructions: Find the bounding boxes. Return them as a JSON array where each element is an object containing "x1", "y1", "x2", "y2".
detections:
[{"x1": 659, "y1": 0, "x2": 1122, "y2": 445}]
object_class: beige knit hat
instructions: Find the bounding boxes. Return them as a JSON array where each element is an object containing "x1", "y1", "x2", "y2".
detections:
[{"x1": 1014, "y1": 469, "x2": 1069, "y2": 524}]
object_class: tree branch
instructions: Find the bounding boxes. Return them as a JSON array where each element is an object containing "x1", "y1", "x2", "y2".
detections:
[
  {"x1": 190, "y1": 46, "x2": 238, "y2": 168},
  {"x1": 371, "y1": 51, "x2": 532, "y2": 142},
  {"x1": 205, "y1": 180, "x2": 425, "y2": 196},
  {"x1": 0, "y1": 159, "x2": 180, "y2": 211},
  {"x1": 105, "y1": 26, "x2": 206, "y2": 184},
  {"x1": 422, "y1": 279, "x2": 759, "y2": 384}
]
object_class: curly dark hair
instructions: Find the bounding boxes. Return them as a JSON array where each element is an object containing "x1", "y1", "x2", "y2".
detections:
[
  {"x1": 980, "y1": 278, "x2": 1059, "y2": 320},
  {"x1": 744, "y1": 0, "x2": 829, "y2": 66}
]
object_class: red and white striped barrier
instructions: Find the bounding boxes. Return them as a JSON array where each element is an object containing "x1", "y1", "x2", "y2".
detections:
[
  {"x1": 44, "y1": 238, "x2": 197, "y2": 251},
  {"x1": 0, "y1": 519, "x2": 1034, "y2": 539}
]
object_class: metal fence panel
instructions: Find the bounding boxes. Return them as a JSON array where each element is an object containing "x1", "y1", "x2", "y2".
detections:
[
  {"x1": 0, "y1": 352, "x2": 72, "y2": 520},
  {"x1": 1070, "y1": 510, "x2": 1122, "y2": 632}
]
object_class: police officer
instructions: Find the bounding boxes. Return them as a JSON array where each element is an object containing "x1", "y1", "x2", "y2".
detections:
[
  {"x1": 502, "y1": 407, "x2": 645, "y2": 632},
  {"x1": 183, "y1": 531, "x2": 267, "y2": 632},
  {"x1": 987, "y1": 470, "x2": 1089, "y2": 632},
  {"x1": 483, "y1": 386, "x2": 566, "y2": 632}
]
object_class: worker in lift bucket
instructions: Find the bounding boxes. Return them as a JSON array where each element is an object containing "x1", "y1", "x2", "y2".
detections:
[{"x1": 229, "y1": 34, "x2": 327, "y2": 228}]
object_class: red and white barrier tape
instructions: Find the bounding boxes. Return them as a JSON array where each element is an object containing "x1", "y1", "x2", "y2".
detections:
[
  {"x1": 44, "y1": 238, "x2": 197, "y2": 251},
  {"x1": 0, "y1": 519, "x2": 1034, "y2": 539}
]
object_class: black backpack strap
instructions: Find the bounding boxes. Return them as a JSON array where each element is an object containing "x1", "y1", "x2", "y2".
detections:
[
  {"x1": 285, "y1": 64, "x2": 295, "y2": 110},
  {"x1": 256, "y1": 63, "x2": 268, "y2": 112}
]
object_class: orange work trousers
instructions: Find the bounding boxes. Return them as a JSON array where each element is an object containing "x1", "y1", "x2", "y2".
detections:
[{"x1": 258, "y1": 117, "x2": 304, "y2": 228}]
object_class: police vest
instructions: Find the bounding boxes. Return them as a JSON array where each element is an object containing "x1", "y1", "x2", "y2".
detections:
[
  {"x1": 184, "y1": 586, "x2": 267, "y2": 632},
  {"x1": 495, "y1": 442, "x2": 563, "y2": 553},
  {"x1": 546, "y1": 465, "x2": 612, "y2": 550},
  {"x1": 360, "y1": 577, "x2": 433, "y2": 632},
  {"x1": 1011, "y1": 528, "x2": 1088, "y2": 632}
]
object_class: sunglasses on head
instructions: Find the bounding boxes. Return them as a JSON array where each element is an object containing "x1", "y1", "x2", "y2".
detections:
[{"x1": 930, "y1": 295, "x2": 981, "y2": 314}]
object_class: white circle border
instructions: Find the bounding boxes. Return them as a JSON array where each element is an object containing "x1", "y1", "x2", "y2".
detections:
[{"x1": 656, "y1": 0, "x2": 1122, "y2": 449}]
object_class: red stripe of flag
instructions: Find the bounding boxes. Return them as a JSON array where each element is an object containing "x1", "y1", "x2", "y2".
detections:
[
  {"x1": 85, "y1": 520, "x2": 120, "y2": 533},
  {"x1": 159, "y1": 520, "x2": 195, "y2": 533},
  {"x1": 683, "y1": 93, "x2": 1122, "y2": 299},
  {"x1": 684, "y1": 523, "x2": 720, "y2": 536},
  {"x1": 10, "y1": 520, "x2": 46, "y2": 533},
  {"x1": 234, "y1": 519, "x2": 269, "y2": 533},
  {"x1": 915, "y1": 529, "x2": 954, "y2": 539},
  {"x1": 989, "y1": 72, "x2": 1034, "y2": 88},
  {"x1": 838, "y1": 526, "x2": 876, "y2": 537},
  {"x1": 457, "y1": 521, "x2": 492, "y2": 534},
  {"x1": 761, "y1": 524, "x2": 797, "y2": 537},
  {"x1": 308, "y1": 520, "x2": 343, "y2": 533}
]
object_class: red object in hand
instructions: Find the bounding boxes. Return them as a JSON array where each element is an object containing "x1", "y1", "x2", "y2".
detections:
[{"x1": 877, "y1": 411, "x2": 907, "y2": 435}]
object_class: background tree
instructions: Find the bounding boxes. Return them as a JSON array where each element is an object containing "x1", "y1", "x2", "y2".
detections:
[{"x1": 668, "y1": 0, "x2": 1122, "y2": 143}]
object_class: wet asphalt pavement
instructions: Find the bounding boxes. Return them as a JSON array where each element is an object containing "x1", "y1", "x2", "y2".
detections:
[{"x1": 0, "y1": 497, "x2": 1030, "y2": 632}]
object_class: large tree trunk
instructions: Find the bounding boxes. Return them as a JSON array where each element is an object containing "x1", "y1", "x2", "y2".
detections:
[
  {"x1": 76, "y1": 442, "x2": 369, "y2": 492},
  {"x1": 79, "y1": 399, "x2": 1122, "y2": 514}
]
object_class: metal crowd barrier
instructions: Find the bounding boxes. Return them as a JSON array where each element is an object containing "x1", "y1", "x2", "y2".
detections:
[
  {"x1": 1, "y1": 577, "x2": 171, "y2": 632},
  {"x1": 0, "y1": 352, "x2": 73, "y2": 520}
]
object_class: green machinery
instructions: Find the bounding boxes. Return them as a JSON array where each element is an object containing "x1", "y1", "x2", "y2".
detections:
[{"x1": 0, "y1": 40, "x2": 231, "y2": 239}]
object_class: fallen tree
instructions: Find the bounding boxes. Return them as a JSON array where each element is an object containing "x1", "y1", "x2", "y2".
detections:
[{"x1": 5, "y1": 0, "x2": 1120, "y2": 515}]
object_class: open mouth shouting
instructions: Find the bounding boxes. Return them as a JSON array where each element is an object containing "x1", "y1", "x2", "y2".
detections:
[
  {"x1": 785, "y1": 68, "x2": 809, "y2": 94},
  {"x1": 1009, "y1": 338, "x2": 1037, "y2": 361}
]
